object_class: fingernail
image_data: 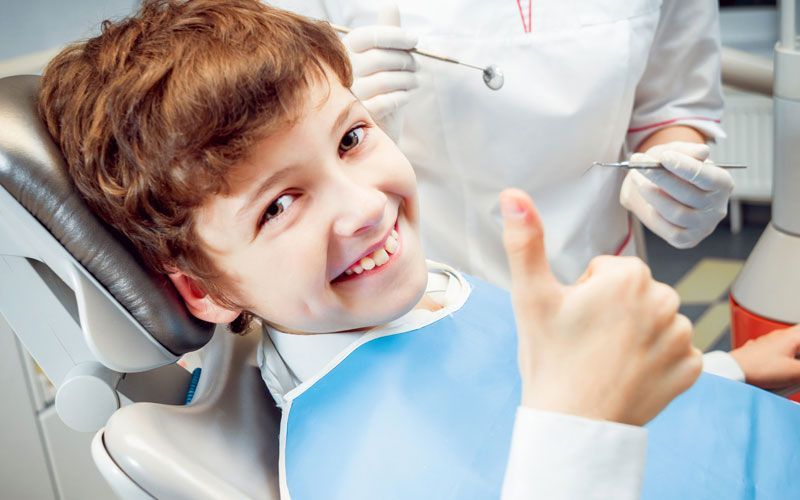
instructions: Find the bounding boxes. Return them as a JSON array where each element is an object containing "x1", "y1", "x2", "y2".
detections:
[{"x1": 500, "y1": 196, "x2": 526, "y2": 219}]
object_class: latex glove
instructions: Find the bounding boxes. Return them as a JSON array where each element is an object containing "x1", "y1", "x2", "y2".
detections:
[
  {"x1": 500, "y1": 188, "x2": 701, "y2": 426},
  {"x1": 619, "y1": 141, "x2": 734, "y2": 249},
  {"x1": 731, "y1": 325, "x2": 800, "y2": 392},
  {"x1": 342, "y1": 2, "x2": 418, "y2": 140}
]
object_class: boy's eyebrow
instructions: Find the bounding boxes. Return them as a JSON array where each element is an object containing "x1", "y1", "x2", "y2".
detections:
[
  {"x1": 332, "y1": 99, "x2": 359, "y2": 136},
  {"x1": 236, "y1": 166, "x2": 293, "y2": 220}
]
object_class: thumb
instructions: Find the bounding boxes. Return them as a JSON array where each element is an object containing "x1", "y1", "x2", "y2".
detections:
[
  {"x1": 500, "y1": 189, "x2": 560, "y2": 295},
  {"x1": 376, "y1": 2, "x2": 401, "y2": 26}
]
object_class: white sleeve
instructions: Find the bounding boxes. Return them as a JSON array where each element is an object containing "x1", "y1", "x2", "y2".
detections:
[
  {"x1": 501, "y1": 407, "x2": 647, "y2": 500},
  {"x1": 702, "y1": 350, "x2": 746, "y2": 382},
  {"x1": 627, "y1": 0, "x2": 726, "y2": 151}
]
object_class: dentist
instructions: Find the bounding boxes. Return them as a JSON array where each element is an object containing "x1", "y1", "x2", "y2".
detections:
[{"x1": 271, "y1": 0, "x2": 733, "y2": 288}]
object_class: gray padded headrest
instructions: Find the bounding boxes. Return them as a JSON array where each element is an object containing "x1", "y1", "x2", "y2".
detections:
[{"x1": 0, "y1": 75, "x2": 213, "y2": 355}]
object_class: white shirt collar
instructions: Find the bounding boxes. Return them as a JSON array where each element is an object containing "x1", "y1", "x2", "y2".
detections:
[{"x1": 258, "y1": 261, "x2": 470, "y2": 406}]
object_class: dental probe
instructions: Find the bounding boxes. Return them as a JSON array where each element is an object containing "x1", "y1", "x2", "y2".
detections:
[
  {"x1": 593, "y1": 161, "x2": 748, "y2": 170},
  {"x1": 329, "y1": 24, "x2": 504, "y2": 90}
]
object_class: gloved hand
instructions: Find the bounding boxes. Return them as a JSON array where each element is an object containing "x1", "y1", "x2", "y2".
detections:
[
  {"x1": 342, "y1": 3, "x2": 419, "y2": 141},
  {"x1": 619, "y1": 141, "x2": 734, "y2": 249}
]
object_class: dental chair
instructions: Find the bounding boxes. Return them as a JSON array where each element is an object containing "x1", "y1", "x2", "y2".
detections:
[{"x1": 0, "y1": 75, "x2": 281, "y2": 499}]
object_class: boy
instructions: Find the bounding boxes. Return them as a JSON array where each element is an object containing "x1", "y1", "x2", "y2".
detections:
[{"x1": 37, "y1": 1, "x2": 800, "y2": 498}]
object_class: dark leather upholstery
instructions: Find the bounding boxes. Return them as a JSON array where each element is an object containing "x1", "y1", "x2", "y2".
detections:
[{"x1": 0, "y1": 75, "x2": 213, "y2": 355}]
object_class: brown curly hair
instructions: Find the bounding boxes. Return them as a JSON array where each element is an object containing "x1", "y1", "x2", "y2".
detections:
[{"x1": 38, "y1": 0, "x2": 352, "y2": 332}]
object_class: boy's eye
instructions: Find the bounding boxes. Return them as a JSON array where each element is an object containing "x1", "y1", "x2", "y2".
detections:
[
  {"x1": 339, "y1": 126, "x2": 365, "y2": 153},
  {"x1": 260, "y1": 193, "x2": 296, "y2": 226}
]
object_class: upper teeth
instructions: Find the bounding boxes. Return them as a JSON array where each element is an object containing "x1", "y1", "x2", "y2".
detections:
[{"x1": 343, "y1": 230, "x2": 400, "y2": 276}]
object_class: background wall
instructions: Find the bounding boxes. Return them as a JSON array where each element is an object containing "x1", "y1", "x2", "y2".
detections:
[{"x1": 0, "y1": 0, "x2": 137, "y2": 76}]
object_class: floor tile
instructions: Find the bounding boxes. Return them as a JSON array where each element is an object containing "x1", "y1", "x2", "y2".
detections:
[
  {"x1": 692, "y1": 301, "x2": 731, "y2": 351},
  {"x1": 674, "y1": 258, "x2": 743, "y2": 305}
]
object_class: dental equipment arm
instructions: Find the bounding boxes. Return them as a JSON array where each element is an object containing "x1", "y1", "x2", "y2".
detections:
[{"x1": 730, "y1": 0, "x2": 800, "y2": 358}]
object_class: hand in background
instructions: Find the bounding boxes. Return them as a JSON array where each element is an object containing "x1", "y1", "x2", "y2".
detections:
[
  {"x1": 731, "y1": 325, "x2": 800, "y2": 392},
  {"x1": 500, "y1": 188, "x2": 702, "y2": 426}
]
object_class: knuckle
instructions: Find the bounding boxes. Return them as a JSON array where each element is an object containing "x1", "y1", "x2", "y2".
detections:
[
  {"x1": 668, "y1": 206, "x2": 692, "y2": 228},
  {"x1": 653, "y1": 284, "x2": 680, "y2": 320},
  {"x1": 616, "y1": 255, "x2": 636, "y2": 269},
  {"x1": 585, "y1": 255, "x2": 616, "y2": 279},
  {"x1": 713, "y1": 206, "x2": 727, "y2": 221},
  {"x1": 350, "y1": 78, "x2": 373, "y2": 99},
  {"x1": 676, "y1": 351, "x2": 703, "y2": 392},
  {"x1": 394, "y1": 72, "x2": 416, "y2": 91},
  {"x1": 667, "y1": 315, "x2": 694, "y2": 352},
  {"x1": 687, "y1": 348, "x2": 704, "y2": 378},
  {"x1": 593, "y1": 256, "x2": 650, "y2": 288},
  {"x1": 641, "y1": 169, "x2": 666, "y2": 187},
  {"x1": 408, "y1": 54, "x2": 419, "y2": 71},
  {"x1": 660, "y1": 150, "x2": 679, "y2": 164},
  {"x1": 364, "y1": 98, "x2": 392, "y2": 119},
  {"x1": 676, "y1": 319, "x2": 693, "y2": 346},
  {"x1": 719, "y1": 170, "x2": 735, "y2": 190},
  {"x1": 591, "y1": 254, "x2": 614, "y2": 266},
  {"x1": 349, "y1": 57, "x2": 371, "y2": 78},
  {"x1": 342, "y1": 29, "x2": 371, "y2": 52},
  {"x1": 607, "y1": 258, "x2": 653, "y2": 295},
  {"x1": 394, "y1": 52, "x2": 416, "y2": 72},
  {"x1": 626, "y1": 257, "x2": 651, "y2": 284},
  {"x1": 588, "y1": 255, "x2": 612, "y2": 270},
  {"x1": 372, "y1": 74, "x2": 391, "y2": 95}
]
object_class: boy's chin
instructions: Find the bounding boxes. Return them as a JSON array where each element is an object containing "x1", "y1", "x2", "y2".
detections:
[
  {"x1": 270, "y1": 257, "x2": 429, "y2": 334},
  {"x1": 378, "y1": 256, "x2": 430, "y2": 320},
  {"x1": 341, "y1": 258, "x2": 429, "y2": 332}
]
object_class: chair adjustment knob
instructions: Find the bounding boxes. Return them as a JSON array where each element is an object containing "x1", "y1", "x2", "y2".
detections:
[{"x1": 55, "y1": 362, "x2": 122, "y2": 432}]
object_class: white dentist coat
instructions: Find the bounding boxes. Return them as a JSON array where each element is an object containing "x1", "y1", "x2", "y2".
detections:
[{"x1": 271, "y1": 0, "x2": 725, "y2": 288}]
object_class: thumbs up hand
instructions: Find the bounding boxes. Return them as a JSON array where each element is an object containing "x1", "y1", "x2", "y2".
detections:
[{"x1": 500, "y1": 189, "x2": 702, "y2": 426}]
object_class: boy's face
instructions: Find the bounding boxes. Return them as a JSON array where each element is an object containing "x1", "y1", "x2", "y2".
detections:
[{"x1": 189, "y1": 71, "x2": 429, "y2": 333}]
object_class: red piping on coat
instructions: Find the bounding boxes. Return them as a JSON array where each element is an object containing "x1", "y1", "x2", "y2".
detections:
[
  {"x1": 516, "y1": 0, "x2": 532, "y2": 33},
  {"x1": 614, "y1": 215, "x2": 633, "y2": 256}
]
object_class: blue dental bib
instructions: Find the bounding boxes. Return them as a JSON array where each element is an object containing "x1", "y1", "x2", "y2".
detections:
[{"x1": 279, "y1": 276, "x2": 800, "y2": 499}]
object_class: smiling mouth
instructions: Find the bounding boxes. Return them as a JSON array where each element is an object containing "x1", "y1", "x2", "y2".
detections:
[{"x1": 332, "y1": 224, "x2": 401, "y2": 283}]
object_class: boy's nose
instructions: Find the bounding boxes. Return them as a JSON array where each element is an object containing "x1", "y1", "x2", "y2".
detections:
[{"x1": 332, "y1": 186, "x2": 388, "y2": 237}]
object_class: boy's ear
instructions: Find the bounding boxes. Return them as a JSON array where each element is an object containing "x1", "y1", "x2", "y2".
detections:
[{"x1": 168, "y1": 271, "x2": 242, "y2": 324}]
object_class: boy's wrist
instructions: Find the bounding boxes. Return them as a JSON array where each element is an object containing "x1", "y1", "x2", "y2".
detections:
[{"x1": 521, "y1": 383, "x2": 636, "y2": 426}]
